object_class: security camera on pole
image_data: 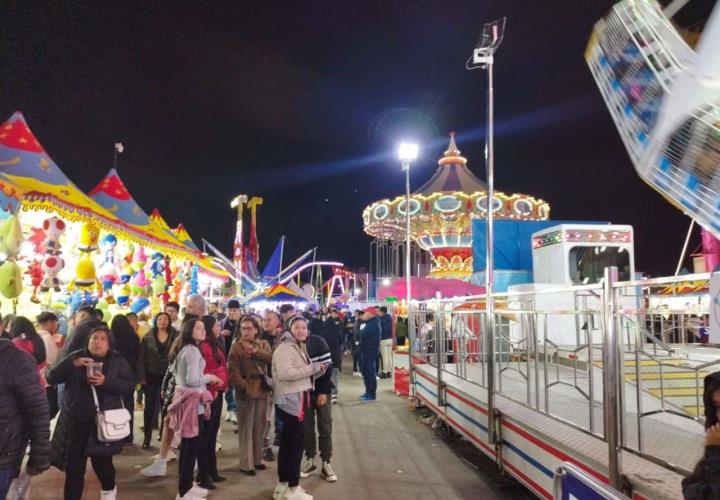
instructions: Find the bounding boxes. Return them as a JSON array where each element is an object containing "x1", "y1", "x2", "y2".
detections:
[{"x1": 467, "y1": 17, "x2": 505, "y2": 445}]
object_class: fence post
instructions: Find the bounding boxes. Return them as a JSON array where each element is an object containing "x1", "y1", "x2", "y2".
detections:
[
  {"x1": 602, "y1": 266, "x2": 622, "y2": 490},
  {"x1": 435, "y1": 292, "x2": 445, "y2": 407}
]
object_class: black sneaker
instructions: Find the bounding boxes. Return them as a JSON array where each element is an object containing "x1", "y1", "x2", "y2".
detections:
[{"x1": 263, "y1": 447, "x2": 275, "y2": 462}]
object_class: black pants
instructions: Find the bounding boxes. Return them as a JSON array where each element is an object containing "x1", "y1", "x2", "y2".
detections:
[
  {"x1": 47, "y1": 385, "x2": 59, "y2": 420},
  {"x1": 360, "y1": 351, "x2": 378, "y2": 397},
  {"x1": 352, "y1": 345, "x2": 360, "y2": 372},
  {"x1": 197, "y1": 393, "x2": 223, "y2": 480},
  {"x1": 64, "y1": 421, "x2": 115, "y2": 500},
  {"x1": 122, "y1": 392, "x2": 135, "y2": 444},
  {"x1": 143, "y1": 372, "x2": 163, "y2": 442},
  {"x1": 178, "y1": 416, "x2": 204, "y2": 497},
  {"x1": 277, "y1": 406, "x2": 305, "y2": 488}
]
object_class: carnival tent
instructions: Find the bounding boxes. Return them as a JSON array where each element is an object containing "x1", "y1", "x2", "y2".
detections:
[
  {"x1": 252, "y1": 283, "x2": 308, "y2": 303},
  {"x1": 150, "y1": 209, "x2": 228, "y2": 281},
  {"x1": 0, "y1": 112, "x2": 125, "y2": 229},
  {"x1": 89, "y1": 169, "x2": 193, "y2": 258}
]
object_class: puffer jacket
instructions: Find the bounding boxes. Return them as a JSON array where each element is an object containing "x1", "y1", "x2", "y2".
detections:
[
  {"x1": 47, "y1": 349, "x2": 134, "y2": 423},
  {"x1": 272, "y1": 331, "x2": 321, "y2": 397},
  {"x1": 0, "y1": 339, "x2": 50, "y2": 474}
]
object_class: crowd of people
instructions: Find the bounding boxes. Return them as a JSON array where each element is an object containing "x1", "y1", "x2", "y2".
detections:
[{"x1": 0, "y1": 297, "x2": 395, "y2": 500}]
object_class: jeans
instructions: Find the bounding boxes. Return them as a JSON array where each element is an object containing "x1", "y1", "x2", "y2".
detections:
[
  {"x1": 360, "y1": 351, "x2": 378, "y2": 398},
  {"x1": 225, "y1": 385, "x2": 236, "y2": 413},
  {"x1": 330, "y1": 368, "x2": 339, "y2": 396},
  {"x1": 143, "y1": 372, "x2": 163, "y2": 443},
  {"x1": 179, "y1": 417, "x2": 203, "y2": 496},
  {"x1": 304, "y1": 400, "x2": 332, "y2": 462},
  {"x1": 277, "y1": 406, "x2": 305, "y2": 488},
  {"x1": 198, "y1": 394, "x2": 223, "y2": 480},
  {"x1": 64, "y1": 421, "x2": 116, "y2": 500},
  {"x1": 0, "y1": 467, "x2": 15, "y2": 500}
]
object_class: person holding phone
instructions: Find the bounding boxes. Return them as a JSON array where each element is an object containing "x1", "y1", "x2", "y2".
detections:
[
  {"x1": 228, "y1": 315, "x2": 272, "y2": 475},
  {"x1": 299, "y1": 325, "x2": 337, "y2": 483},
  {"x1": 46, "y1": 326, "x2": 134, "y2": 500},
  {"x1": 271, "y1": 316, "x2": 328, "y2": 500}
]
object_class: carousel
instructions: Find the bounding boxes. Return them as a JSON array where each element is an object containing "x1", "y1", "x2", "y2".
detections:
[{"x1": 363, "y1": 133, "x2": 550, "y2": 280}]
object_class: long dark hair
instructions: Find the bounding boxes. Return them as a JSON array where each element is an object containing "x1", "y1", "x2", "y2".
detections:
[
  {"x1": 201, "y1": 315, "x2": 223, "y2": 364},
  {"x1": 110, "y1": 314, "x2": 134, "y2": 340},
  {"x1": 152, "y1": 312, "x2": 175, "y2": 336},
  {"x1": 10, "y1": 316, "x2": 46, "y2": 365},
  {"x1": 703, "y1": 372, "x2": 720, "y2": 429},
  {"x1": 169, "y1": 318, "x2": 201, "y2": 363}
]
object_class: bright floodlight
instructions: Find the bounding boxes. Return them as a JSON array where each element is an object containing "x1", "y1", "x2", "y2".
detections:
[{"x1": 398, "y1": 142, "x2": 419, "y2": 162}]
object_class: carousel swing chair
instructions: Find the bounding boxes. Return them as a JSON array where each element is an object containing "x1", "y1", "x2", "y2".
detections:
[{"x1": 586, "y1": 0, "x2": 720, "y2": 235}]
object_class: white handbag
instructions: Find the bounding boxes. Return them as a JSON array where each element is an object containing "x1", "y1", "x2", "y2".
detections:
[{"x1": 91, "y1": 386, "x2": 131, "y2": 442}]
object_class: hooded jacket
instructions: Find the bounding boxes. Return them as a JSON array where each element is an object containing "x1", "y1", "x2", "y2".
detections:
[
  {"x1": 359, "y1": 316, "x2": 382, "y2": 352},
  {"x1": 306, "y1": 334, "x2": 332, "y2": 398},
  {"x1": 0, "y1": 339, "x2": 50, "y2": 474},
  {"x1": 319, "y1": 317, "x2": 344, "y2": 368}
]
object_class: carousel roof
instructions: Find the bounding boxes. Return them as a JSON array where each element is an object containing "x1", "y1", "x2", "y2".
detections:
[{"x1": 414, "y1": 132, "x2": 487, "y2": 195}]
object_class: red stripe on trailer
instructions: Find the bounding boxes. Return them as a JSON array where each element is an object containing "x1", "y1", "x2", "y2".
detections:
[
  {"x1": 416, "y1": 370, "x2": 611, "y2": 488},
  {"x1": 446, "y1": 387, "x2": 489, "y2": 416},
  {"x1": 502, "y1": 459, "x2": 552, "y2": 500},
  {"x1": 416, "y1": 391, "x2": 496, "y2": 457},
  {"x1": 502, "y1": 419, "x2": 608, "y2": 484}
]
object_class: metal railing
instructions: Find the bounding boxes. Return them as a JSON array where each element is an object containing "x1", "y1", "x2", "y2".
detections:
[{"x1": 408, "y1": 268, "x2": 713, "y2": 490}]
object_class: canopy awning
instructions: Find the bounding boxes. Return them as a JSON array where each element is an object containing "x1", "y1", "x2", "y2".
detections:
[
  {"x1": 89, "y1": 169, "x2": 195, "y2": 258},
  {"x1": 0, "y1": 112, "x2": 126, "y2": 229}
]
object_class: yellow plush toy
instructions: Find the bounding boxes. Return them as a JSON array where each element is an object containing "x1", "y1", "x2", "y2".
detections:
[
  {"x1": 67, "y1": 256, "x2": 102, "y2": 293},
  {"x1": 77, "y1": 222, "x2": 100, "y2": 253}
]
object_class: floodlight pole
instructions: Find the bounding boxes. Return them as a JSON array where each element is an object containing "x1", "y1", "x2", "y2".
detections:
[{"x1": 473, "y1": 18, "x2": 504, "y2": 446}]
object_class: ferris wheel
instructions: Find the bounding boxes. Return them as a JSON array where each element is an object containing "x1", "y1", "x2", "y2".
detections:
[{"x1": 586, "y1": 0, "x2": 720, "y2": 235}]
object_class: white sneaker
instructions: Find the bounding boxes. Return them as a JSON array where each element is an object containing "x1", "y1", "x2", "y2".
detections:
[
  {"x1": 140, "y1": 458, "x2": 167, "y2": 477},
  {"x1": 284, "y1": 486, "x2": 313, "y2": 500},
  {"x1": 100, "y1": 487, "x2": 117, "y2": 500},
  {"x1": 230, "y1": 413, "x2": 237, "y2": 424},
  {"x1": 175, "y1": 493, "x2": 202, "y2": 500},
  {"x1": 352, "y1": 371, "x2": 361, "y2": 377},
  {"x1": 272, "y1": 482, "x2": 289, "y2": 500},
  {"x1": 190, "y1": 484, "x2": 208, "y2": 497},
  {"x1": 299, "y1": 458, "x2": 316, "y2": 478},
  {"x1": 168, "y1": 450, "x2": 177, "y2": 462},
  {"x1": 321, "y1": 461, "x2": 337, "y2": 482},
  {"x1": 224, "y1": 413, "x2": 232, "y2": 422}
]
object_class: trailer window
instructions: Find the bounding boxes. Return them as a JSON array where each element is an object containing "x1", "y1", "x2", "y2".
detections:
[{"x1": 568, "y1": 246, "x2": 630, "y2": 284}]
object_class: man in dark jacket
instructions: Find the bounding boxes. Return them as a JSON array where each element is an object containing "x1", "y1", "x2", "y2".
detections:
[
  {"x1": 320, "y1": 310, "x2": 344, "y2": 404},
  {"x1": 63, "y1": 306, "x2": 103, "y2": 357},
  {"x1": 378, "y1": 306, "x2": 393, "y2": 378},
  {"x1": 220, "y1": 299, "x2": 242, "y2": 424},
  {"x1": 358, "y1": 307, "x2": 382, "y2": 401},
  {"x1": 0, "y1": 338, "x2": 50, "y2": 498},
  {"x1": 300, "y1": 333, "x2": 337, "y2": 483}
]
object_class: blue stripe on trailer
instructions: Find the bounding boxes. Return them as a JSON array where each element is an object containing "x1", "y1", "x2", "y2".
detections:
[
  {"x1": 446, "y1": 401, "x2": 489, "y2": 433},
  {"x1": 501, "y1": 438, "x2": 554, "y2": 479}
]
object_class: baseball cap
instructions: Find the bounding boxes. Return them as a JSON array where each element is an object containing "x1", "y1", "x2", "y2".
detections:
[{"x1": 363, "y1": 306, "x2": 379, "y2": 315}]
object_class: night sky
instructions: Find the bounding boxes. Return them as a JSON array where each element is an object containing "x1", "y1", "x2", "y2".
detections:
[{"x1": 1, "y1": 1, "x2": 716, "y2": 276}]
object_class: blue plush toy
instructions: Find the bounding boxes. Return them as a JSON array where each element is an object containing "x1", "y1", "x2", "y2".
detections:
[{"x1": 150, "y1": 252, "x2": 165, "y2": 278}]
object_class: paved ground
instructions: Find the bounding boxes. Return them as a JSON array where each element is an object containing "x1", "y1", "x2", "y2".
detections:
[{"x1": 31, "y1": 362, "x2": 531, "y2": 499}]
